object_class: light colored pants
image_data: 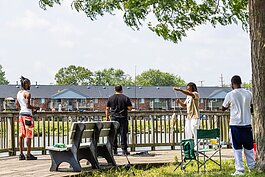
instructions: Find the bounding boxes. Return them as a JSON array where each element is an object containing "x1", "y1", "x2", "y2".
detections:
[
  {"x1": 234, "y1": 149, "x2": 255, "y2": 172},
  {"x1": 185, "y1": 118, "x2": 200, "y2": 140},
  {"x1": 230, "y1": 128, "x2": 256, "y2": 172}
]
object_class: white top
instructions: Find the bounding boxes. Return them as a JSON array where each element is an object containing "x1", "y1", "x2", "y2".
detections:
[
  {"x1": 17, "y1": 90, "x2": 32, "y2": 116},
  {"x1": 184, "y1": 92, "x2": 200, "y2": 119},
  {"x1": 222, "y1": 88, "x2": 252, "y2": 126}
]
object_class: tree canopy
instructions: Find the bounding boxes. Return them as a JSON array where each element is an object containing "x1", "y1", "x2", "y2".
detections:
[
  {"x1": 0, "y1": 65, "x2": 9, "y2": 85},
  {"x1": 92, "y1": 68, "x2": 134, "y2": 86},
  {"x1": 55, "y1": 65, "x2": 93, "y2": 85},
  {"x1": 136, "y1": 69, "x2": 185, "y2": 86},
  {"x1": 54, "y1": 66, "x2": 185, "y2": 86},
  {"x1": 39, "y1": 0, "x2": 248, "y2": 43}
]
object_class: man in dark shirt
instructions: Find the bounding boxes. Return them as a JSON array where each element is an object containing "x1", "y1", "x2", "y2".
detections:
[{"x1": 106, "y1": 85, "x2": 132, "y2": 155}]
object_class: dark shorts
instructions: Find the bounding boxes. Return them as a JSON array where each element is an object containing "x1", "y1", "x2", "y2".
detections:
[{"x1": 230, "y1": 125, "x2": 253, "y2": 150}]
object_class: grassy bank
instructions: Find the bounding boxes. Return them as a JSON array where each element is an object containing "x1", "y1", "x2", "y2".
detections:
[{"x1": 80, "y1": 160, "x2": 264, "y2": 177}]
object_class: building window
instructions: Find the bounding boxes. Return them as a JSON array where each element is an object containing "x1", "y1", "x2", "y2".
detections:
[
  {"x1": 40, "y1": 98, "x2": 45, "y2": 104},
  {"x1": 154, "y1": 98, "x2": 160, "y2": 102},
  {"x1": 139, "y1": 98, "x2": 145, "y2": 104},
  {"x1": 94, "y1": 98, "x2": 98, "y2": 104}
]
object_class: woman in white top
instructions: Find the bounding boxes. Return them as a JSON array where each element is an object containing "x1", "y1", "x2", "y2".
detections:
[{"x1": 173, "y1": 82, "x2": 200, "y2": 140}]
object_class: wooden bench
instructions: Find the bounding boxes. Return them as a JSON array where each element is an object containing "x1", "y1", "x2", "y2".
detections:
[
  {"x1": 46, "y1": 121, "x2": 120, "y2": 172},
  {"x1": 46, "y1": 122, "x2": 102, "y2": 172}
]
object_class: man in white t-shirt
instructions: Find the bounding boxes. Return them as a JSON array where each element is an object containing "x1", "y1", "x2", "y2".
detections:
[{"x1": 222, "y1": 75, "x2": 255, "y2": 176}]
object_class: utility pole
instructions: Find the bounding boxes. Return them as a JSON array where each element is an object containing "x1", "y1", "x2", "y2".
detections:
[
  {"x1": 198, "y1": 80, "x2": 204, "y2": 87},
  {"x1": 220, "y1": 74, "x2": 224, "y2": 87},
  {"x1": 134, "y1": 65, "x2": 137, "y2": 110}
]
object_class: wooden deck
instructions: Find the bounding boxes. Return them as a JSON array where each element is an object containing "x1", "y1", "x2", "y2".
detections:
[{"x1": 0, "y1": 148, "x2": 234, "y2": 177}]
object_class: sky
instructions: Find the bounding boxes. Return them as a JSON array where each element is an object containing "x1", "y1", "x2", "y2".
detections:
[{"x1": 0, "y1": 0, "x2": 252, "y2": 86}]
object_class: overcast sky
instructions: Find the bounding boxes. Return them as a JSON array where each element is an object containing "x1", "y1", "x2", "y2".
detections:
[{"x1": 0, "y1": 0, "x2": 251, "y2": 86}]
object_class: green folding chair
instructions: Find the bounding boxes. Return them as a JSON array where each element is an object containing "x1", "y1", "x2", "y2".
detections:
[
  {"x1": 174, "y1": 138, "x2": 196, "y2": 171},
  {"x1": 174, "y1": 129, "x2": 222, "y2": 172},
  {"x1": 195, "y1": 129, "x2": 222, "y2": 172}
]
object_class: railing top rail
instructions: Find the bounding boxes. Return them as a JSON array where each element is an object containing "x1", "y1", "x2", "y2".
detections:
[{"x1": 0, "y1": 110, "x2": 230, "y2": 117}]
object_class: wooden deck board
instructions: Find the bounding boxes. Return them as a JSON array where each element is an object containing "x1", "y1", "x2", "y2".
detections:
[{"x1": 0, "y1": 148, "x2": 234, "y2": 177}]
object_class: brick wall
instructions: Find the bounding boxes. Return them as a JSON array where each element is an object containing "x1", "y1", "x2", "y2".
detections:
[
  {"x1": 137, "y1": 99, "x2": 151, "y2": 110},
  {"x1": 94, "y1": 98, "x2": 108, "y2": 111},
  {"x1": 28, "y1": 97, "x2": 211, "y2": 112}
]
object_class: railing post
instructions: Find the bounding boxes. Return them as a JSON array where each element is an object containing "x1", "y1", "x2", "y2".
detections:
[
  {"x1": 42, "y1": 116, "x2": 46, "y2": 155},
  {"x1": 8, "y1": 115, "x2": 16, "y2": 156},
  {"x1": 130, "y1": 116, "x2": 135, "y2": 152},
  {"x1": 169, "y1": 114, "x2": 175, "y2": 150},
  {"x1": 151, "y1": 115, "x2": 155, "y2": 151}
]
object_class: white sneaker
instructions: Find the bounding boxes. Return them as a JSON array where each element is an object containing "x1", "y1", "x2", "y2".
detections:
[{"x1": 231, "y1": 171, "x2": 244, "y2": 176}]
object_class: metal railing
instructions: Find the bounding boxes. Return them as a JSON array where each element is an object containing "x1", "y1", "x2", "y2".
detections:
[{"x1": 0, "y1": 111, "x2": 230, "y2": 156}]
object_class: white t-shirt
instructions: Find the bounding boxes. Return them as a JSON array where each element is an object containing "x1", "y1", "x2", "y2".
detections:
[
  {"x1": 184, "y1": 92, "x2": 200, "y2": 119},
  {"x1": 222, "y1": 88, "x2": 252, "y2": 126}
]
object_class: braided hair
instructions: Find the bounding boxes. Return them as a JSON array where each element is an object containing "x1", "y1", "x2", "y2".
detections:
[
  {"x1": 20, "y1": 76, "x2": 31, "y2": 90},
  {"x1": 187, "y1": 82, "x2": 198, "y2": 92}
]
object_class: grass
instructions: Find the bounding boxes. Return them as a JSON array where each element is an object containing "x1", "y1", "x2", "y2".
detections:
[{"x1": 80, "y1": 160, "x2": 265, "y2": 177}]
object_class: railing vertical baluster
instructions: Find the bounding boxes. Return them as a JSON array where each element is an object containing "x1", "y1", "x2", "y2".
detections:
[
  {"x1": 37, "y1": 117, "x2": 40, "y2": 148},
  {"x1": 164, "y1": 115, "x2": 167, "y2": 144},
  {"x1": 16, "y1": 116, "x2": 19, "y2": 151},
  {"x1": 155, "y1": 115, "x2": 158, "y2": 149},
  {"x1": 52, "y1": 116, "x2": 55, "y2": 145},
  {"x1": 4, "y1": 119, "x2": 6, "y2": 150},
  {"x1": 0, "y1": 116, "x2": 3, "y2": 149},
  {"x1": 57, "y1": 116, "x2": 60, "y2": 143},
  {"x1": 134, "y1": 115, "x2": 137, "y2": 152},
  {"x1": 67, "y1": 117, "x2": 69, "y2": 144},
  {"x1": 139, "y1": 117, "x2": 142, "y2": 145},
  {"x1": 159, "y1": 115, "x2": 162, "y2": 144},
  {"x1": 179, "y1": 114, "x2": 182, "y2": 142},
  {"x1": 62, "y1": 117, "x2": 65, "y2": 144},
  {"x1": 1, "y1": 116, "x2": 4, "y2": 149},
  {"x1": 42, "y1": 116, "x2": 46, "y2": 155},
  {"x1": 8, "y1": 116, "x2": 15, "y2": 156},
  {"x1": 151, "y1": 115, "x2": 155, "y2": 151},
  {"x1": 148, "y1": 115, "x2": 151, "y2": 145},
  {"x1": 143, "y1": 116, "x2": 146, "y2": 144},
  {"x1": 130, "y1": 116, "x2": 134, "y2": 152},
  {"x1": 48, "y1": 116, "x2": 50, "y2": 146}
]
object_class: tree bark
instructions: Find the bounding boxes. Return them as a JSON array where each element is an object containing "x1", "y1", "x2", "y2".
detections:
[{"x1": 249, "y1": 0, "x2": 265, "y2": 170}]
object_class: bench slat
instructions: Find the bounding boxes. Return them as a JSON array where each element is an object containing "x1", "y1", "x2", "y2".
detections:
[
  {"x1": 99, "y1": 128, "x2": 110, "y2": 137},
  {"x1": 82, "y1": 130, "x2": 94, "y2": 138},
  {"x1": 70, "y1": 130, "x2": 94, "y2": 139},
  {"x1": 101, "y1": 121, "x2": 112, "y2": 128},
  {"x1": 70, "y1": 122, "x2": 98, "y2": 139}
]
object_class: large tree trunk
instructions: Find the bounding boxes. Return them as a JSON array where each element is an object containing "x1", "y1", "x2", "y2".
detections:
[{"x1": 249, "y1": 0, "x2": 265, "y2": 170}]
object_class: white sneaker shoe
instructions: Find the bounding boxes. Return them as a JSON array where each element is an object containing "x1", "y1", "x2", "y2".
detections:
[{"x1": 231, "y1": 171, "x2": 244, "y2": 176}]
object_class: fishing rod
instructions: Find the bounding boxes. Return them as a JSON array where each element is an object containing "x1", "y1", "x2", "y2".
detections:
[
  {"x1": 124, "y1": 153, "x2": 135, "y2": 176},
  {"x1": 173, "y1": 89, "x2": 183, "y2": 115}
]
